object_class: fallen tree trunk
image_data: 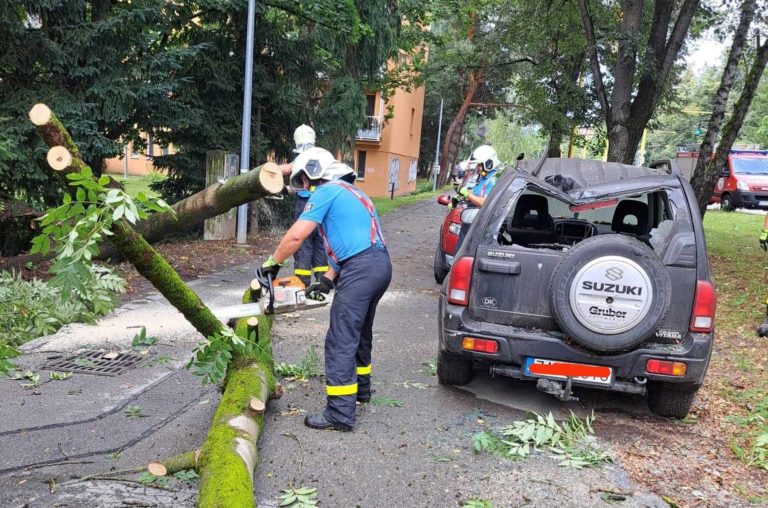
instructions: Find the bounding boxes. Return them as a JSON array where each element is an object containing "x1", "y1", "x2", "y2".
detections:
[
  {"x1": 27, "y1": 103, "x2": 284, "y2": 262},
  {"x1": 30, "y1": 104, "x2": 279, "y2": 507}
]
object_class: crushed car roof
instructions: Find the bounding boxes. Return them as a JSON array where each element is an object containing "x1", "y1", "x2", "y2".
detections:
[{"x1": 514, "y1": 158, "x2": 681, "y2": 201}]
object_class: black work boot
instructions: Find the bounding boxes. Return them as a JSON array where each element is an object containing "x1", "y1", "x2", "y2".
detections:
[
  {"x1": 356, "y1": 388, "x2": 375, "y2": 404},
  {"x1": 304, "y1": 413, "x2": 352, "y2": 432},
  {"x1": 758, "y1": 315, "x2": 768, "y2": 337}
]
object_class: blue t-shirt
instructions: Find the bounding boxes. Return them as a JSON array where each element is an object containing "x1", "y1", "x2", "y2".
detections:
[
  {"x1": 472, "y1": 170, "x2": 498, "y2": 197},
  {"x1": 299, "y1": 183, "x2": 383, "y2": 264}
]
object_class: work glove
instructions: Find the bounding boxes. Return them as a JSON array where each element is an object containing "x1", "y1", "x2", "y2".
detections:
[
  {"x1": 760, "y1": 229, "x2": 768, "y2": 251},
  {"x1": 306, "y1": 276, "x2": 334, "y2": 301},
  {"x1": 458, "y1": 186, "x2": 470, "y2": 198},
  {"x1": 256, "y1": 255, "x2": 282, "y2": 279}
]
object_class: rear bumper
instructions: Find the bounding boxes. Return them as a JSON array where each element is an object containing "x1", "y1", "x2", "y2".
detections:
[
  {"x1": 439, "y1": 299, "x2": 713, "y2": 388},
  {"x1": 732, "y1": 190, "x2": 768, "y2": 208}
]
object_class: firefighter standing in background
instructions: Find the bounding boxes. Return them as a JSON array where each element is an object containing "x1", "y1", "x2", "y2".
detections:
[
  {"x1": 758, "y1": 213, "x2": 768, "y2": 336},
  {"x1": 258, "y1": 149, "x2": 392, "y2": 432},
  {"x1": 277, "y1": 125, "x2": 329, "y2": 287}
]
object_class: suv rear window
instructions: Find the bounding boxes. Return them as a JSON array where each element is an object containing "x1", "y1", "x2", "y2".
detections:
[{"x1": 496, "y1": 187, "x2": 679, "y2": 252}]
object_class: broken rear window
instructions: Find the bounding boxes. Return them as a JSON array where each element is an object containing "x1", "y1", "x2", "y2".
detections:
[{"x1": 496, "y1": 186, "x2": 679, "y2": 252}]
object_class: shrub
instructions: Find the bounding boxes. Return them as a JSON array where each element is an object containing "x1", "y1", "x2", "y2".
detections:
[{"x1": 0, "y1": 267, "x2": 125, "y2": 348}]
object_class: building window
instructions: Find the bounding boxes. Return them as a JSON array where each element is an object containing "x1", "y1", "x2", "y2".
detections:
[
  {"x1": 356, "y1": 150, "x2": 367, "y2": 180},
  {"x1": 161, "y1": 146, "x2": 169, "y2": 156},
  {"x1": 130, "y1": 143, "x2": 140, "y2": 159},
  {"x1": 365, "y1": 95, "x2": 376, "y2": 117},
  {"x1": 410, "y1": 107, "x2": 416, "y2": 136},
  {"x1": 146, "y1": 133, "x2": 154, "y2": 158}
]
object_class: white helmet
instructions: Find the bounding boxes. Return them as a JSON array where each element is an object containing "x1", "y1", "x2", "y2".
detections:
[
  {"x1": 289, "y1": 147, "x2": 335, "y2": 189},
  {"x1": 324, "y1": 161, "x2": 356, "y2": 183},
  {"x1": 468, "y1": 144, "x2": 500, "y2": 173},
  {"x1": 293, "y1": 124, "x2": 316, "y2": 153}
]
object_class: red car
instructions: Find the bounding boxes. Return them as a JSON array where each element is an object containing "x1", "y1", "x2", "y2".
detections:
[{"x1": 434, "y1": 173, "x2": 478, "y2": 283}]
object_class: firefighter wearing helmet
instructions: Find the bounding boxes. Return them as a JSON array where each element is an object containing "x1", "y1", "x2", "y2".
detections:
[
  {"x1": 458, "y1": 144, "x2": 502, "y2": 207},
  {"x1": 259, "y1": 148, "x2": 391, "y2": 432},
  {"x1": 277, "y1": 125, "x2": 329, "y2": 287}
]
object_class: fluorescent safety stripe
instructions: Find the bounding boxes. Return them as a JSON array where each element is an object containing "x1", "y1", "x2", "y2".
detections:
[
  {"x1": 356, "y1": 365, "x2": 371, "y2": 375},
  {"x1": 326, "y1": 383, "x2": 358, "y2": 396},
  {"x1": 314, "y1": 266, "x2": 330, "y2": 273},
  {"x1": 294, "y1": 269, "x2": 312, "y2": 276}
]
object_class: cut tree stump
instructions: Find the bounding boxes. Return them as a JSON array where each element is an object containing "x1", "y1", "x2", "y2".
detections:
[{"x1": 30, "y1": 104, "x2": 280, "y2": 508}]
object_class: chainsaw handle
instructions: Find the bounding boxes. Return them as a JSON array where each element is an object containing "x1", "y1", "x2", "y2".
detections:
[{"x1": 265, "y1": 271, "x2": 275, "y2": 315}]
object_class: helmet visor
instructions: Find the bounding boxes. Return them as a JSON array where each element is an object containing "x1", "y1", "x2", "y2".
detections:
[{"x1": 304, "y1": 158, "x2": 324, "y2": 180}]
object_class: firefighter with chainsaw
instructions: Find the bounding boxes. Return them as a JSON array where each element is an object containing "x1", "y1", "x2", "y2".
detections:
[
  {"x1": 258, "y1": 148, "x2": 392, "y2": 432},
  {"x1": 453, "y1": 145, "x2": 503, "y2": 251},
  {"x1": 758, "y1": 214, "x2": 768, "y2": 337},
  {"x1": 276, "y1": 125, "x2": 329, "y2": 287}
]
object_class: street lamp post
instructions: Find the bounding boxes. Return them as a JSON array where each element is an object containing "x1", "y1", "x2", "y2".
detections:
[
  {"x1": 236, "y1": 0, "x2": 256, "y2": 245},
  {"x1": 432, "y1": 97, "x2": 444, "y2": 191}
]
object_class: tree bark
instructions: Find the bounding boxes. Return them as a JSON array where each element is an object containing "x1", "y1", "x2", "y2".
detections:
[
  {"x1": 695, "y1": 37, "x2": 768, "y2": 216},
  {"x1": 438, "y1": 69, "x2": 483, "y2": 187},
  {"x1": 547, "y1": 128, "x2": 563, "y2": 157},
  {"x1": 690, "y1": 0, "x2": 757, "y2": 214}
]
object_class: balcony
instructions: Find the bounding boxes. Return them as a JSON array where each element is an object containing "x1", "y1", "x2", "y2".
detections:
[{"x1": 356, "y1": 115, "x2": 382, "y2": 142}]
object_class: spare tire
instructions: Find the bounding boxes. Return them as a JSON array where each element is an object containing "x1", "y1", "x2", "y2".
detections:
[{"x1": 549, "y1": 234, "x2": 671, "y2": 352}]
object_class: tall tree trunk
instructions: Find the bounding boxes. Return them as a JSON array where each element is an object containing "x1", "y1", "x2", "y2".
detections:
[
  {"x1": 437, "y1": 69, "x2": 483, "y2": 187},
  {"x1": 690, "y1": 0, "x2": 756, "y2": 214},
  {"x1": 579, "y1": 0, "x2": 699, "y2": 164},
  {"x1": 695, "y1": 37, "x2": 768, "y2": 216},
  {"x1": 547, "y1": 128, "x2": 563, "y2": 157}
]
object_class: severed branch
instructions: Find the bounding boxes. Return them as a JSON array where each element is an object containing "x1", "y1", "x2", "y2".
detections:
[{"x1": 30, "y1": 104, "x2": 278, "y2": 508}]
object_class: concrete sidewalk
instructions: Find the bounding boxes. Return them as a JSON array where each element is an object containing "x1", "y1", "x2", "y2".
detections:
[{"x1": 0, "y1": 199, "x2": 668, "y2": 508}]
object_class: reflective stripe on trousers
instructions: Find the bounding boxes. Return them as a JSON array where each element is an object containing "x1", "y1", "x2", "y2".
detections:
[{"x1": 323, "y1": 246, "x2": 391, "y2": 427}]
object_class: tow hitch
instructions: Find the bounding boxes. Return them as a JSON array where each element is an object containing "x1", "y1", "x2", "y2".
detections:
[{"x1": 536, "y1": 378, "x2": 578, "y2": 402}]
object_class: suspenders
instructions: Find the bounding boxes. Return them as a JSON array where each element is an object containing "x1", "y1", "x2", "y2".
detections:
[{"x1": 316, "y1": 181, "x2": 386, "y2": 264}]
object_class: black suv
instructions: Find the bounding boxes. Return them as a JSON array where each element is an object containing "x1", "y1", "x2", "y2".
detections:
[{"x1": 437, "y1": 158, "x2": 716, "y2": 418}]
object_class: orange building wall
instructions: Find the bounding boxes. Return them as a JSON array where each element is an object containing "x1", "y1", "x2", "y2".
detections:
[
  {"x1": 104, "y1": 139, "x2": 172, "y2": 177},
  {"x1": 354, "y1": 83, "x2": 426, "y2": 198}
]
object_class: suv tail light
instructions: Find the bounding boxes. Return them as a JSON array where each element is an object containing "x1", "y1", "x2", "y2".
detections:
[
  {"x1": 447, "y1": 257, "x2": 474, "y2": 306},
  {"x1": 690, "y1": 280, "x2": 716, "y2": 332}
]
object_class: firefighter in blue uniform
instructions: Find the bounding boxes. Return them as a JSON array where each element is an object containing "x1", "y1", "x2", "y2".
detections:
[
  {"x1": 259, "y1": 148, "x2": 392, "y2": 431},
  {"x1": 277, "y1": 125, "x2": 329, "y2": 287},
  {"x1": 458, "y1": 144, "x2": 502, "y2": 206},
  {"x1": 453, "y1": 145, "x2": 503, "y2": 251}
]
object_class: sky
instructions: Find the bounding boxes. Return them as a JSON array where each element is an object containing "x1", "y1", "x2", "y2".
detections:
[{"x1": 686, "y1": 36, "x2": 727, "y2": 74}]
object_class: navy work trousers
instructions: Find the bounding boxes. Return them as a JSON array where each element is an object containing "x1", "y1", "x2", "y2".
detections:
[
  {"x1": 293, "y1": 195, "x2": 327, "y2": 286},
  {"x1": 324, "y1": 245, "x2": 392, "y2": 428}
]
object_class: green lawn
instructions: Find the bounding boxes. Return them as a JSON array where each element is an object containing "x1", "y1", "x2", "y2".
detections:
[
  {"x1": 372, "y1": 178, "x2": 450, "y2": 216},
  {"x1": 114, "y1": 175, "x2": 162, "y2": 199},
  {"x1": 702, "y1": 210, "x2": 768, "y2": 473}
]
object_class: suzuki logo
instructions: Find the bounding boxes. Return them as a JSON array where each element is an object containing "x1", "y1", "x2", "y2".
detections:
[
  {"x1": 605, "y1": 267, "x2": 623, "y2": 281},
  {"x1": 482, "y1": 297, "x2": 497, "y2": 307}
]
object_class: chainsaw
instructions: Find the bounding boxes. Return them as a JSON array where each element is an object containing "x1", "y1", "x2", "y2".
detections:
[{"x1": 210, "y1": 272, "x2": 328, "y2": 322}]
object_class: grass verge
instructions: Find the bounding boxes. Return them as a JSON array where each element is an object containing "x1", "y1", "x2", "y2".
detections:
[
  {"x1": 371, "y1": 178, "x2": 450, "y2": 216},
  {"x1": 704, "y1": 210, "x2": 768, "y2": 472},
  {"x1": 113, "y1": 175, "x2": 162, "y2": 199}
]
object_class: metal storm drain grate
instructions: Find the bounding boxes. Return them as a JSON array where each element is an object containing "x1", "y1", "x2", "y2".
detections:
[{"x1": 45, "y1": 350, "x2": 145, "y2": 377}]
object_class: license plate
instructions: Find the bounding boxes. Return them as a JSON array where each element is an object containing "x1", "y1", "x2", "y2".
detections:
[
  {"x1": 759, "y1": 201, "x2": 768, "y2": 206},
  {"x1": 524, "y1": 358, "x2": 612, "y2": 386}
]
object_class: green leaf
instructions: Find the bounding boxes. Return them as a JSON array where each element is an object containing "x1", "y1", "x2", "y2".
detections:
[
  {"x1": 76, "y1": 187, "x2": 86, "y2": 202},
  {"x1": 112, "y1": 204, "x2": 125, "y2": 220}
]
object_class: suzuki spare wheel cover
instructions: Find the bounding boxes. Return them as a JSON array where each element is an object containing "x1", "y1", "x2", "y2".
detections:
[{"x1": 568, "y1": 255, "x2": 653, "y2": 334}]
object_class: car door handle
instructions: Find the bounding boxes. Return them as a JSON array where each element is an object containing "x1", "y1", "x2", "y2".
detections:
[{"x1": 478, "y1": 259, "x2": 521, "y2": 275}]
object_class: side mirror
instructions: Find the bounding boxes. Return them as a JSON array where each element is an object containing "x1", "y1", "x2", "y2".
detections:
[
  {"x1": 437, "y1": 194, "x2": 451, "y2": 206},
  {"x1": 460, "y1": 207, "x2": 479, "y2": 224}
]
